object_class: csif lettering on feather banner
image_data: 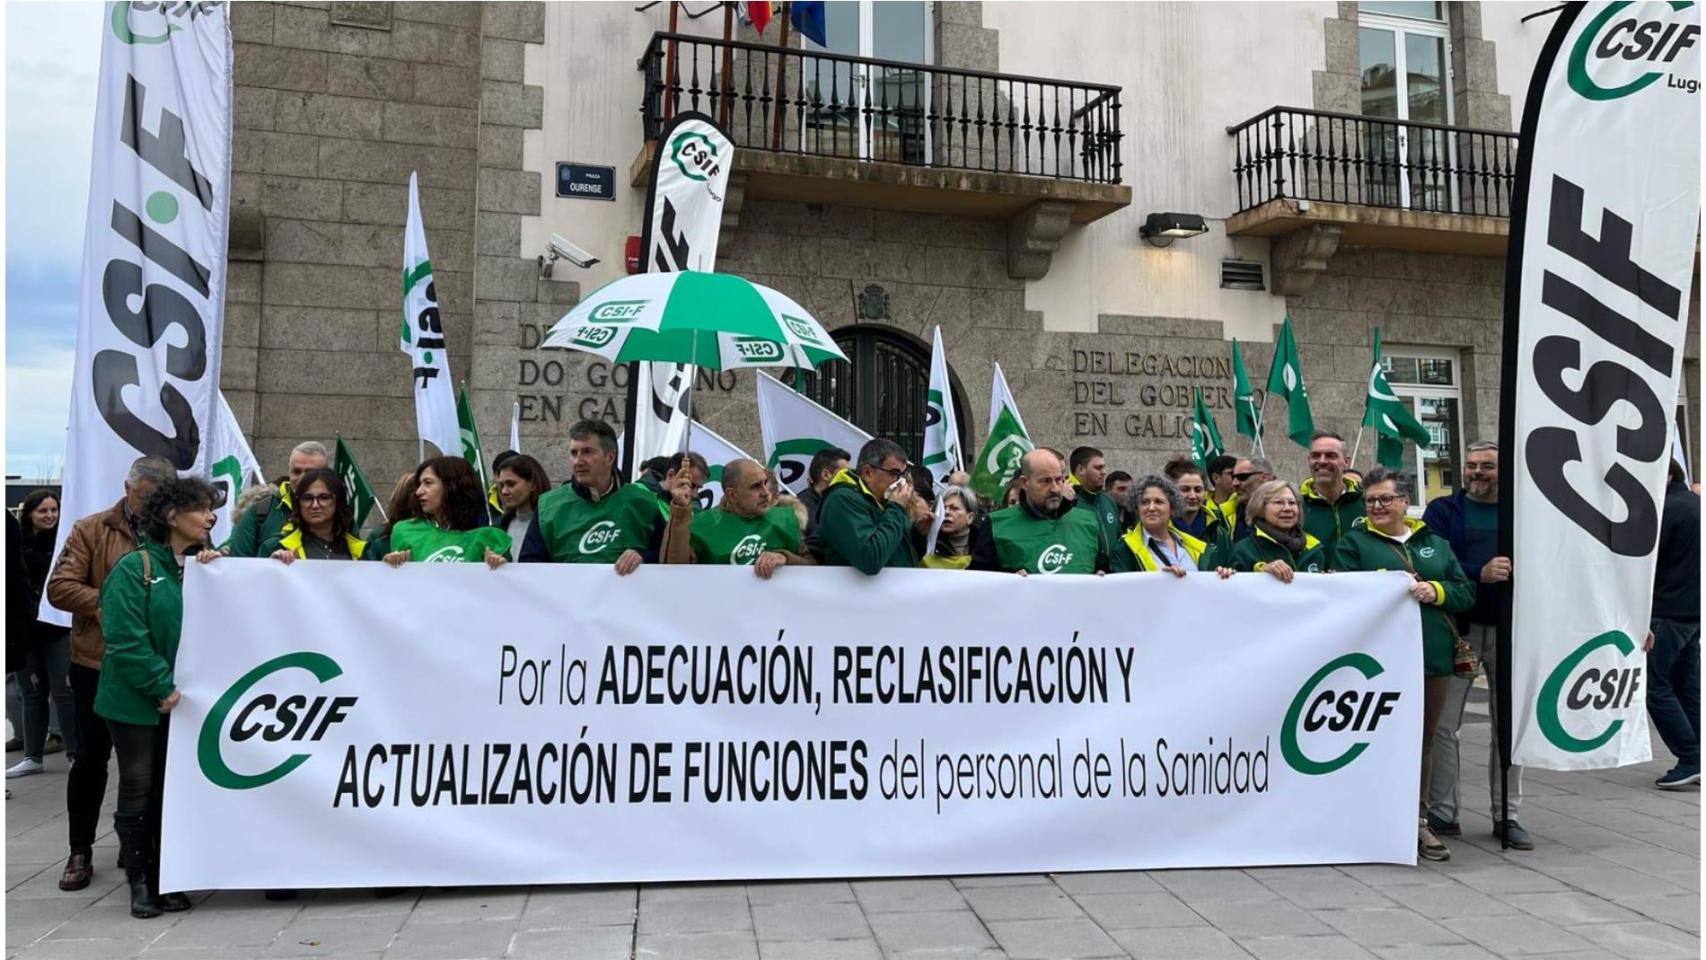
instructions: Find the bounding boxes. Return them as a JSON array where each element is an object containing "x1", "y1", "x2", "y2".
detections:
[{"x1": 1499, "y1": 0, "x2": 1700, "y2": 771}]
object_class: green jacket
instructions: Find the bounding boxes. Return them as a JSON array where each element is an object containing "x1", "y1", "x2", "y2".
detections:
[
  {"x1": 1222, "y1": 525, "x2": 1329, "y2": 574},
  {"x1": 816, "y1": 469, "x2": 917, "y2": 574},
  {"x1": 523, "y1": 479, "x2": 664, "y2": 563},
  {"x1": 95, "y1": 540, "x2": 182, "y2": 726},
  {"x1": 1300, "y1": 476, "x2": 1365, "y2": 557},
  {"x1": 224, "y1": 481, "x2": 294, "y2": 558},
  {"x1": 1333, "y1": 517, "x2": 1476, "y2": 677},
  {"x1": 984, "y1": 498, "x2": 1105, "y2": 574},
  {"x1": 1071, "y1": 484, "x2": 1136, "y2": 572}
]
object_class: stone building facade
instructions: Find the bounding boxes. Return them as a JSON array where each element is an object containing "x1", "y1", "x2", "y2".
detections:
[{"x1": 223, "y1": 0, "x2": 1700, "y2": 506}]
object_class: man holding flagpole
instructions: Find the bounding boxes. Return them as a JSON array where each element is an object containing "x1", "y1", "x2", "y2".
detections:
[{"x1": 402, "y1": 171, "x2": 460, "y2": 461}]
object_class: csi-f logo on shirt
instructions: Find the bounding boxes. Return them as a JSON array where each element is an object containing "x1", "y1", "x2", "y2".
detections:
[
  {"x1": 423, "y1": 545, "x2": 466, "y2": 563},
  {"x1": 730, "y1": 534, "x2": 765, "y2": 565},
  {"x1": 579, "y1": 520, "x2": 622, "y2": 555},
  {"x1": 1037, "y1": 544, "x2": 1074, "y2": 574}
]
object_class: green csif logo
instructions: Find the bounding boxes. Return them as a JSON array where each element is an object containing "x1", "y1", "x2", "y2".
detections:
[
  {"x1": 110, "y1": 1, "x2": 223, "y2": 44},
  {"x1": 1281, "y1": 653, "x2": 1400, "y2": 775},
  {"x1": 670, "y1": 130, "x2": 721, "y2": 182},
  {"x1": 1567, "y1": 1, "x2": 1699, "y2": 101},
  {"x1": 1537, "y1": 630, "x2": 1644, "y2": 753},
  {"x1": 198, "y1": 652, "x2": 355, "y2": 790}
]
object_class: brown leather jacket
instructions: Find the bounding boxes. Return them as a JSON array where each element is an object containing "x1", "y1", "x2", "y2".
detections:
[{"x1": 45, "y1": 498, "x2": 140, "y2": 669}]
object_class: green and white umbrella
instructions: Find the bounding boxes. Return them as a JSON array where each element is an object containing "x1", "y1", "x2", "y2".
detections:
[{"x1": 540, "y1": 271, "x2": 846, "y2": 370}]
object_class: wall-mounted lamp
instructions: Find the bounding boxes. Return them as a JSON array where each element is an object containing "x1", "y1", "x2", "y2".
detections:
[{"x1": 1139, "y1": 212, "x2": 1209, "y2": 248}]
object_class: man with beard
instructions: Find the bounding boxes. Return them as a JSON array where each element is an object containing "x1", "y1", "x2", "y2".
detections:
[
  {"x1": 975, "y1": 449, "x2": 1107, "y2": 575},
  {"x1": 1421, "y1": 440, "x2": 1529, "y2": 850},
  {"x1": 663, "y1": 458, "x2": 815, "y2": 578},
  {"x1": 1299, "y1": 431, "x2": 1365, "y2": 556}
]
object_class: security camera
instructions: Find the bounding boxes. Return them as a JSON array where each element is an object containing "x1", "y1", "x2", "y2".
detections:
[{"x1": 539, "y1": 233, "x2": 599, "y2": 278}]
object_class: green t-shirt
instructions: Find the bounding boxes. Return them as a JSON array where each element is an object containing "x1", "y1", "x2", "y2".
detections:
[
  {"x1": 533, "y1": 482, "x2": 661, "y2": 563},
  {"x1": 989, "y1": 504, "x2": 1102, "y2": 574},
  {"x1": 389, "y1": 519, "x2": 512, "y2": 563},
  {"x1": 690, "y1": 506, "x2": 802, "y2": 565}
]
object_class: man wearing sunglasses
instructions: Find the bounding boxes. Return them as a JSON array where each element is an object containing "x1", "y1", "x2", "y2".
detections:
[
  {"x1": 1200, "y1": 456, "x2": 1274, "y2": 568},
  {"x1": 815, "y1": 438, "x2": 927, "y2": 574}
]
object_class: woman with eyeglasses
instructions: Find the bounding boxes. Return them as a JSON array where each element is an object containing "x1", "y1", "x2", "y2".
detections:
[
  {"x1": 1214, "y1": 479, "x2": 1326, "y2": 582},
  {"x1": 264, "y1": 468, "x2": 369, "y2": 562},
  {"x1": 1121, "y1": 475, "x2": 1209, "y2": 577},
  {"x1": 1333, "y1": 466, "x2": 1474, "y2": 863}
]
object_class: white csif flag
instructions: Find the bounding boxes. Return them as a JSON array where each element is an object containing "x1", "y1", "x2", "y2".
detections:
[
  {"x1": 687, "y1": 420, "x2": 755, "y2": 509},
  {"x1": 401, "y1": 171, "x2": 459, "y2": 458},
  {"x1": 922, "y1": 325, "x2": 963, "y2": 484},
  {"x1": 207, "y1": 393, "x2": 264, "y2": 546},
  {"x1": 757, "y1": 372, "x2": 871, "y2": 494},
  {"x1": 630, "y1": 112, "x2": 736, "y2": 468},
  {"x1": 46, "y1": 2, "x2": 234, "y2": 625},
  {"x1": 1501, "y1": 0, "x2": 1700, "y2": 771}
]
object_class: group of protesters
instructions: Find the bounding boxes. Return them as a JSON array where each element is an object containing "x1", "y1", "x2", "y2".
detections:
[{"x1": 6, "y1": 415, "x2": 1699, "y2": 918}]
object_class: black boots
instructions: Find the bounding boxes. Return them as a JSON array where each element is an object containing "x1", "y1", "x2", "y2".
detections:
[{"x1": 114, "y1": 816, "x2": 159, "y2": 919}]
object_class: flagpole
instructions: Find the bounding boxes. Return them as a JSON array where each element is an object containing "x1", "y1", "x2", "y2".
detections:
[
  {"x1": 1349, "y1": 424, "x2": 1365, "y2": 469},
  {"x1": 1254, "y1": 394, "x2": 1268, "y2": 458}
]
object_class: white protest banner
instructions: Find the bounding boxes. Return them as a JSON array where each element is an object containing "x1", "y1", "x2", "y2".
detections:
[
  {"x1": 46, "y1": 1, "x2": 232, "y2": 625},
  {"x1": 207, "y1": 393, "x2": 264, "y2": 546},
  {"x1": 629, "y1": 112, "x2": 735, "y2": 470},
  {"x1": 757, "y1": 371, "x2": 872, "y2": 494},
  {"x1": 164, "y1": 563, "x2": 1421, "y2": 891},
  {"x1": 688, "y1": 420, "x2": 754, "y2": 509},
  {"x1": 1500, "y1": 1, "x2": 1700, "y2": 771}
]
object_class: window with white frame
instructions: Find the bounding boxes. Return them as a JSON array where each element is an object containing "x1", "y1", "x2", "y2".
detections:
[
  {"x1": 1357, "y1": 2, "x2": 1457, "y2": 213},
  {"x1": 1378, "y1": 345, "x2": 1463, "y2": 512}
]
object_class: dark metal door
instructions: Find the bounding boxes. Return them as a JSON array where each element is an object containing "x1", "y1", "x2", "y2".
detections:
[{"x1": 793, "y1": 325, "x2": 967, "y2": 464}]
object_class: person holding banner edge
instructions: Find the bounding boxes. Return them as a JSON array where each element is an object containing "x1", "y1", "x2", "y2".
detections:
[
  {"x1": 1332, "y1": 467, "x2": 1476, "y2": 862},
  {"x1": 1122, "y1": 475, "x2": 1208, "y2": 576},
  {"x1": 382, "y1": 458, "x2": 510, "y2": 567},
  {"x1": 974, "y1": 449, "x2": 1109, "y2": 576},
  {"x1": 97, "y1": 475, "x2": 224, "y2": 918},
  {"x1": 663, "y1": 458, "x2": 815, "y2": 576}
]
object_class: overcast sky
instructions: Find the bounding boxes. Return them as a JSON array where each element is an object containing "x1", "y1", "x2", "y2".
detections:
[{"x1": 6, "y1": 2, "x2": 102, "y2": 478}]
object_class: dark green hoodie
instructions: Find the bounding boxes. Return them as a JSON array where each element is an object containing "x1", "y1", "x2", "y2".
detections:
[
  {"x1": 816, "y1": 469, "x2": 917, "y2": 574},
  {"x1": 1333, "y1": 516, "x2": 1475, "y2": 677},
  {"x1": 1221, "y1": 525, "x2": 1329, "y2": 574}
]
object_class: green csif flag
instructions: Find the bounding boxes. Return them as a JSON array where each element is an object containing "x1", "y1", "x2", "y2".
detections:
[
  {"x1": 1189, "y1": 387, "x2": 1226, "y2": 470},
  {"x1": 333, "y1": 435, "x2": 379, "y2": 531},
  {"x1": 970, "y1": 362, "x2": 1033, "y2": 503},
  {"x1": 1231, "y1": 338, "x2": 1261, "y2": 442},
  {"x1": 1364, "y1": 329, "x2": 1431, "y2": 470},
  {"x1": 456, "y1": 383, "x2": 498, "y2": 521},
  {"x1": 1265, "y1": 315, "x2": 1315, "y2": 447}
]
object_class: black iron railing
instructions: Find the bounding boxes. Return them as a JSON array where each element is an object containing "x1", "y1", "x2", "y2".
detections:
[
  {"x1": 1228, "y1": 106, "x2": 1519, "y2": 218},
  {"x1": 641, "y1": 32, "x2": 1123, "y2": 184}
]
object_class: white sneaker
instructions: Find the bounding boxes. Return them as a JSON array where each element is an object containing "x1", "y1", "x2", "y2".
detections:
[{"x1": 6, "y1": 758, "x2": 44, "y2": 779}]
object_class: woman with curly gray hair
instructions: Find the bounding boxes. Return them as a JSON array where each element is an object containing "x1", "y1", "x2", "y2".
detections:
[
  {"x1": 96, "y1": 475, "x2": 222, "y2": 918},
  {"x1": 1120, "y1": 474, "x2": 1210, "y2": 576}
]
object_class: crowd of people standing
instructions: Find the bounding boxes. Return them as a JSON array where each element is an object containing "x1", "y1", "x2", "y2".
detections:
[{"x1": 7, "y1": 416, "x2": 1699, "y2": 917}]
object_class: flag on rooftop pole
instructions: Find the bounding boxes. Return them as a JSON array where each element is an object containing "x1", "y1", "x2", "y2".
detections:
[
  {"x1": 1265, "y1": 315, "x2": 1315, "y2": 448},
  {"x1": 401, "y1": 171, "x2": 459, "y2": 458}
]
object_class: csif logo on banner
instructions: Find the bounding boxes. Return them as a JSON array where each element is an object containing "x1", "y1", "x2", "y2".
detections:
[
  {"x1": 1525, "y1": 175, "x2": 1685, "y2": 556},
  {"x1": 1568, "y1": 1, "x2": 1700, "y2": 100},
  {"x1": 1537, "y1": 630, "x2": 1645, "y2": 752},
  {"x1": 198, "y1": 653, "x2": 355, "y2": 790},
  {"x1": 1281, "y1": 653, "x2": 1401, "y2": 775},
  {"x1": 111, "y1": 1, "x2": 220, "y2": 45},
  {"x1": 94, "y1": 72, "x2": 221, "y2": 468}
]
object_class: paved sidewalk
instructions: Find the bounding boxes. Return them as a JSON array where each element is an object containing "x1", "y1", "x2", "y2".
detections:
[{"x1": 7, "y1": 693, "x2": 1698, "y2": 959}]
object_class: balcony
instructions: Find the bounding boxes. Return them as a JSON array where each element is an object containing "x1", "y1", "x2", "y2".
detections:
[
  {"x1": 631, "y1": 32, "x2": 1131, "y2": 280},
  {"x1": 1225, "y1": 106, "x2": 1520, "y2": 293}
]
